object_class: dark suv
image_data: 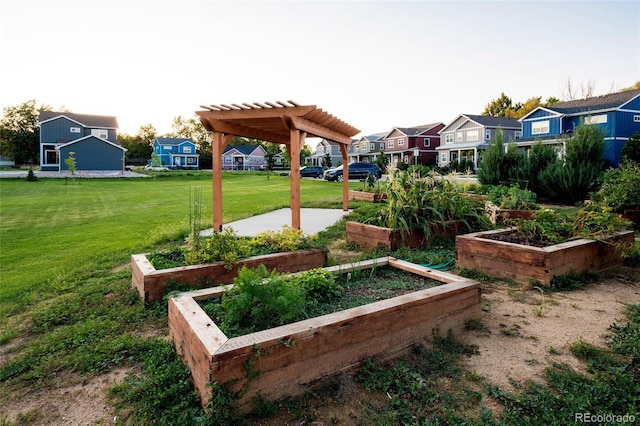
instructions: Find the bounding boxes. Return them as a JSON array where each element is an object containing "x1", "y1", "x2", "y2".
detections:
[
  {"x1": 299, "y1": 166, "x2": 324, "y2": 178},
  {"x1": 323, "y1": 162, "x2": 382, "y2": 182}
]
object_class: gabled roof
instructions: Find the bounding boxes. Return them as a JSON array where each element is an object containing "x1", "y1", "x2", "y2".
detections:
[
  {"x1": 55, "y1": 135, "x2": 127, "y2": 151},
  {"x1": 38, "y1": 111, "x2": 119, "y2": 129},
  {"x1": 548, "y1": 89, "x2": 640, "y2": 115},
  {"x1": 364, "y1": 132, "x2": 388, "y2": 141},
  {"x1": 463, "y1": 115, "x2": 521, "y2": 129},
  {"x1": 155, "y1": 137, "x2": 194, "y2": 145},
  {"x1": 394, "y1": 123, "x2": 443, "y2": 137},
  {"x1": 440, "y1": 114, "x2": 521, "y2": 133},
  {"x1": 520, "y1": 89, "x2": 640, "y2": 120},
  {"x1": 223, "y1": 144, "x2": 265, "y2": 155}
]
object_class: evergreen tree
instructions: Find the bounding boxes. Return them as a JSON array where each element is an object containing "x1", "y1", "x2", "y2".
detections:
[
  {"x1": 477, "y1": 128, "x2": 505, "y2": 185},
  {"x1": 621, "y1": 132, "x2": 640, "y2": 163}
]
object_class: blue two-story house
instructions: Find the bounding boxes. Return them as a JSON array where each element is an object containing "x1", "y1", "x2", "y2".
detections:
[
  {"x1": 518, "y1": 89, "x2": 640, "y2": 167},
  {"x1": 152, "y1": 137, "x2": 199, "y2": 169},
  {"x1": 39, "y1": 111, "x2": 126, "y2": 172}
]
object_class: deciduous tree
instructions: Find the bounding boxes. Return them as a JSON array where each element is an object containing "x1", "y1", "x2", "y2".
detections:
[{"x1": 0, "y1": 100, "x2": 52, "y2": 164}]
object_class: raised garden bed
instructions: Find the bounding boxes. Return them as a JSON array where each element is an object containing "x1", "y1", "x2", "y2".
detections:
[
  {"x1": 168, "y1": 257, "x2": 481, "y2": 407},
  {"x1": 346, "y1": 220, "x2": 465, "y2": 250},
  {"x1": 484, "y1": 201, "x2": 536, "y2": 225},
  {"x1": 455, "y1": 228, "x2": 634, "y2": 285},
  {"x1": 348, "y1": 190, "x2": 387, "y2": 202},
  {"x1": 131, "y1": 249, "x2": 327, "y2": 302}
]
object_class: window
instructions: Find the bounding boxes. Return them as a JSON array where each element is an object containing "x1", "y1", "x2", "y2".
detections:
[
  {"x1": 423, "y1": 138, "x2": 430, "y2": 147},
  {"x1": 634, "y1": 115, "x2": 640, "y2": 122},
  {"x1": 388, "y1": 139, "x2": 394, "y2": 148},
  {"x1": 440, "y1": 153, "x2": 447, "y2": 162},
  {"x1": 485, "y1": 129, "x2": 491, "y2": 140},
  {"x1": 91, "y1": 129, "x2": 108, "y2": 139},
  {"x1": 70, "y1": 127, "x2": 80, "y2": 133},
  {"x1": 467, "y1": 130, "x2": 479, "y2": 142},
  {"x1": 444, "y1": 134, "x2": 454, "y2": 144},
  {"x1": 456, "y1": 132, "x2": 463, "y2": 142},
  {"x1": 370, "y1": 143, "x2": 375, "y2": 151},
  {"x1": 584, "y1": 114, "x2": 607, "y2": 124},
  {"x1": 515, "y1": 131, "x2": 522, "y2": 140},
  {"x1": 187, "y1": 157, "x2": 196, "y2": 164},
  {"x1": 532, "y1": 120, "x2": 549, "y2": 135},
  {"x1": 380, "y1": 143, "x2": 384, "y2": 151},
  {"x1": 398, "y1": 138, "x2": 404, "y2": 146},
  {"x1": 164, "y1": 145, "x2": 172, "y2": 150},
  {"x1": 183, "y1": 146, "x2": 192, "y2": 153}
]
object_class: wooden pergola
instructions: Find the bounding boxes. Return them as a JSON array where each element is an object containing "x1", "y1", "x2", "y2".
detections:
[{"x1": 196, "y1": 100, "x2": 360, "y2": 232}]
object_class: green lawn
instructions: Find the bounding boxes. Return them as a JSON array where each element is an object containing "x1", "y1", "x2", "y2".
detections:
[{"x1": 0, "y1": 172, "x2": 353, "y2": 314}]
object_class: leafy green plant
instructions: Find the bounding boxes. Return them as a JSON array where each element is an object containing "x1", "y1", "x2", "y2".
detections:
[
  {"x1": 185, "y1": 227, "x2": 252, "y2": 269},
  {"x1": 373, "y1": 169, "x2": 488, "y2": 240},
  {"x1": 483, "y1": 185, "x2": 538, "y2": 210},
  {"x1": 221, "y1": 265, "x2": 307, "y2": 333},
  {"x1": 249, "y1": 225, "x2": 311, "y2": 252},
  {"x1": 593, "y1": 160, "x2": 640, "y2": 212}
]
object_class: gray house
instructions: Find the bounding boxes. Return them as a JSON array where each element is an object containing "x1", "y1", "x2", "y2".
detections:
[
  {"x1": 436, "y1": 114, "x2": 522, "y2": 169},
  {"x1": 309, "y1": 139, "x2": 345, "y2": 168},
  {"x1": 38, "y1": 111, "x2": 125, "y2": 172},
  {"x1": 349, "y1": 132, "x2": 387, "y2": 163}
]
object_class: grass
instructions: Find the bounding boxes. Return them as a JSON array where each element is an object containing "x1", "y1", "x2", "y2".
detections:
[
  {"x1": 0, "y1": 172, "x2": 352, "y2": 316},
  {"x1": 1, "y1": 172, "x2": 639, "y2": 425}
]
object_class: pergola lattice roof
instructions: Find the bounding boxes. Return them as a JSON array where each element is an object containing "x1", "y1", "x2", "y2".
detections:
[{"x1": 197, "y1": 100, "x2": 360, "y2": 144}]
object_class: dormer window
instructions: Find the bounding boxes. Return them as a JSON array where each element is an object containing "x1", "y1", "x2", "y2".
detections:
[
  {"x1": 183, "y1": 146, "x2": 192, "y2": 153},
  {"x1": 70, "y1": 127, "x2": 81, "y2": 133},
  {"x1": 532, "y1": 120, "x2": 550, "y2": 135}
]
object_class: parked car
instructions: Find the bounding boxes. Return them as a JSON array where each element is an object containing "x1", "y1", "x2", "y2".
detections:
[
  {"x1": 323, "y1": 162, "x2": 382, "y2": 182},
  {"x1": 299, "y1": 166, "x2": 324, "y2": 178}
]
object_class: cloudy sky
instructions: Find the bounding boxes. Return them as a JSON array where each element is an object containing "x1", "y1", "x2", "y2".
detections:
[{"x1": 1, "y1": 0, "x2": 638, "y2": 138}]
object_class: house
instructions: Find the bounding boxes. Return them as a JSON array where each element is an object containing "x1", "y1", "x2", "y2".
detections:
[
  {"x1": 222, "y1": 145, "x2": 266, "y2": 170},
  {"x1": 518, "y1": 89, "x2": 640, "y2": 167},
  {"x1": 436, "y1": 114, "x2": 522, "y2": 169},
  {"x1": 38, "y1": 111, "x2": 125, "y2": 172},
  {"x1": 152, "y1": 137, "x2": 199, "y2": 169},
  {"x1": 348, "y1": 132, "x2": 387, "y2": 164},
  {"x1": 384, "y1": 123, "x2": 445, "y2": 167},
  {"x1": 309, "y1": 139, "x2": 344, "y2": 168}
]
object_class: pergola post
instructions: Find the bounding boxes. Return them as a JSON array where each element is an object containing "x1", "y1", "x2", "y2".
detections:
[
  {"x1": 340, "y1": 144, "x2": 349, "y2": 211},
  {"x1": 212, "y1": 131, "x2": 232, "y2": 232},
  {"x1": 289, "y1": 129, "x2": 307, "y2": 229}
]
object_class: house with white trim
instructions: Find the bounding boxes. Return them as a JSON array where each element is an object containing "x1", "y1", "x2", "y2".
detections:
[
  {"x1": 517, "y1": 89, "x2": 640, "y2": 167},
  {"x1": 38, "y1": 111, "x2": 126, "y2": 172},
  {"x1": 436, "y1": 114, "x2": 521, "y2": 169}
]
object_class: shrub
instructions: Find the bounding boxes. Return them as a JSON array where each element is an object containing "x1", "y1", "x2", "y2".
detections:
[
  {"x1": 594, "y1": 160, "x2": 640, "y2": 212},
  {"x1": 477, "y1": 129, "x2": 505, "y2": 185},
  {"x1": 26, "y1": 169, "x2": 37, "y2": 181},
  {"x1": 184, "y1": 227, "x2": 252, "y2": 269},
  {"x1": 483, "y1": 185, "x2": 538, "y2": 210},
  {"x1": 621, "y1": 132, "x2": 640, "y2": 163},
  {"x1": 249, "y1": 225, "x2": 310, "y2": 252}
]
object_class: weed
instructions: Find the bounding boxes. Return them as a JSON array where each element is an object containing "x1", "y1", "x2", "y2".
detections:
[
  {"x1": 532, "y1": 305, "x2": 546, "y2": 317},
  {"x1": 464, "y1": 318, "x2": 488, "y2": 332},
  {"x1": 548, "y1": 346, "x2": 561, "y2": 355}
]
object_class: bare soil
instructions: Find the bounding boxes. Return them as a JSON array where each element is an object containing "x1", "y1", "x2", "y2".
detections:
[{"x1": 2, "y1": 257, "x2": 639, "y2": 425}]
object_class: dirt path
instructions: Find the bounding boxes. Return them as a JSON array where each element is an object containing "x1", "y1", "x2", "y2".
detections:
[{"x1": 2, "y1": 266, "x2": 638, "y2": 425}]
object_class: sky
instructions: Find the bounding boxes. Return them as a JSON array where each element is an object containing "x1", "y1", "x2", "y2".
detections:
[{"x1": 1, "y1": 0, "x2": 639, "y2": 141}]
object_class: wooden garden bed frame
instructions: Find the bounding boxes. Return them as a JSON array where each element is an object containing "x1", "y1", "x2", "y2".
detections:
[
  {"x1": 345, "y1": 220, "x2": 465, "y2": 250},
  {"x1": 168, "y1": 257, "x2": 481, "y2": 407},
  {"x1": 348, "y1": 189, "x2": 387, "y2": 202},
  {"x1": 484, "y1": 201, "x2": 536, "y2": 225},
  {"x1": 456, "y1": 228, "x2": 634, "y2": 285},
  {"x1": 131, "y1": 249, "x2": 327, "y2": 302}
]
